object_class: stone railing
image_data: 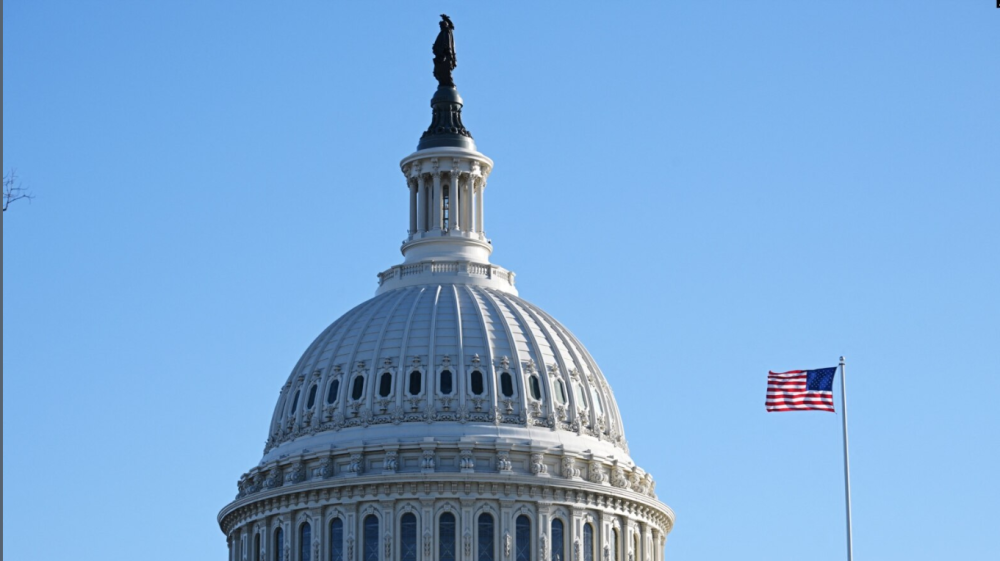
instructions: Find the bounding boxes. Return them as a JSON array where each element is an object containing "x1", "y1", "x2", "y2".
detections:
[{"x1": 377, "y1": 260, "x2": 516, "y2": 289}]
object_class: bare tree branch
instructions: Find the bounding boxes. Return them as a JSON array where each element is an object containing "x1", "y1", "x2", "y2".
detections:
[{"x1": 3, "y1": 169, "x2": 34, "y2": 212}]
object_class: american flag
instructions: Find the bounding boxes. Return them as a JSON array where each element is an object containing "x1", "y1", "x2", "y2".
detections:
[{"x1": 766, "y1": 367, "x2": 836, "y2": 412}]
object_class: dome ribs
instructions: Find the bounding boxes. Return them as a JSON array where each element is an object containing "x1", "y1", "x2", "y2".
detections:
[
  {"x1": 364, "y1": 286, "x2": 412, "y2": 414},
  {"x1": 263, "y1": 286, "x2": 633, "y2": 456},
  {"x1": 395, "y1": 287, "x2": 428, "y2": 412},
  {"x1": 449, "y1": 284, "x2": 467, "y2": 412},
  {"x1": 486, "y1": 289, "x2": 555, "y2": 429},
  {"x1": 530, "y1": 304, "x2": 627, "y2": 448},
  {"x1": 513, "y1": 297, "x2": 587, "y2": 432},
  {"x1": 340, "y1": 288, "x2": 404, "y2": 420},
  {"x1": 461, "y1": 285, "x2": 499, "y2": 417}
]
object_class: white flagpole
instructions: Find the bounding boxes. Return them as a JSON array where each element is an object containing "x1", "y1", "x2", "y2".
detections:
[{"x1": 839, "y1": 356, "x2": 854, "y2": 561}]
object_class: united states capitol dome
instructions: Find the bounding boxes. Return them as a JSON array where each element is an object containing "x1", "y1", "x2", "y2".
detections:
[
  {"x1": 262, "y1": 281, "x2": 631, "y2": 464},
  {"x1": 220, "y1": 16, "x2": 673, "y2": 561}
]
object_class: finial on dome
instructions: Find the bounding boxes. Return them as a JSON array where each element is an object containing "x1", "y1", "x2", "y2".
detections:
[{"x1": 419, "y1": 14, "x2": 475, "y2": 150}]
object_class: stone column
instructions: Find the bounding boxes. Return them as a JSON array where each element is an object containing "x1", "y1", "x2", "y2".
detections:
[
  {"x1": 421, "y1": 499, "x2": 436, "y2": 561},
  {"x1": 417, "y1": 174, "x2": 427, "y2": 233},
  {"x1": 461, "y1": 499, "x2": 476, "y2": 561},
  {"x1": 449, "y1": 169, "x2": 460, "y2": 231},
  {"x1": 461, "y1": 180, "x2": 471, "y2": 233},
  {"x1": 500, "y1": 500, "x2": 515, "y2": 561},
  {"x1": 476, "y1": 181, "x2": 485, "y2": 235},
  {"x1": 453, "y1": 174, "x2": 462, "y2": 232},
  {"x1": 433, "y1": 171, "x2": 443, "y2": 231},
  {"x1": 409, "y1": 179, "x2": 418, "y2": 235}
]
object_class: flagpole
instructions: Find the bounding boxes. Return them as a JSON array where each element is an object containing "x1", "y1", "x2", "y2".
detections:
[{"x1": 839, "y1": 356, "x2": 854, "y2": 561}]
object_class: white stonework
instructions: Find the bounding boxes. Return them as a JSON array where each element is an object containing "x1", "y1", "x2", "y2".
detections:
[{"x1": 219, "y1": 64, "x2": 673, "y2": 561}]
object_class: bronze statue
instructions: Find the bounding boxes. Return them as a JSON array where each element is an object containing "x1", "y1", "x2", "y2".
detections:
[{"x1": 433, "y1": 14, "x2": 457, "y2": 88}]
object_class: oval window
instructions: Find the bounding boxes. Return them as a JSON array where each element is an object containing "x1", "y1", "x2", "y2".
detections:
[
  {"x1": 379, "y1": 372, "x2": 393, "y2": 397},
  {"x1": 290, "y1": 390, "x2": 300, "y2": 414},
  {"x1": 306, "y1": 385, "x2": 318, "y2": 409},
  {"x1": 409, "y1": 370, "x2": 422, "y2": 395},
  {"x1": 440, "y1": 370, "x2": 453, "y2": 395},
  {"x1": 470, "y1": 371, "x2": 485, "y2": 395},
  {"x1": 500, "y1": 372, "x2": 514, "y2": 397},
  {"x1": 554, "y1": 379, "x2": 568, "y2": 405},
  {"x1": 529, "y1": 375, "x2": 542, "y2": 400},
  {"x1": 327, "y1": 379, "x2": 340, "y2": 404},
  {"x1": 351, "y1": 376, "x2": 365, "y2": 400}
]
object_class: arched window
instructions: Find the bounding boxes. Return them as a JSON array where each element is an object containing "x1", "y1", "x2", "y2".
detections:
[
  {"x1": 515, "y1": 515, "x2": 531, "y2": 561},
  {"x1": 351, "y1": 376, "x2": 365, "y2": 400},
  {"x1": 274, "y1": 528, "x2": 284, "y2": 561},
  {"x1": 583, "y1": 524, "x2": 594, "y2": 561},
  {"x1": 440, "y1": 370, "x2": 453, "y2": 395},
  {"x1": 409, "y1": 371, "x2": 422, "y2": 395},
  {"x1": 551, "y1": 519, "x2": 564, "y2": 561},
  {"x1": 610, "y1": 529, "x2": 619, "y2": 561},
  {"x1": 327, "y1": 379, "x2": 340, "y2": 404},
  {"x1": 529, "y1": 375, "x2": 542, "y2": 401},
  {"x1": 330, "y1": 519, "x2": 344, "y2": 561},
  {"x1": 439, "y1": 512, "x2": 457, "y2": 561},
  {"x1": 478, "y1": 513, "x2": 495, "y2": 561},
  {"x1": 379, "y1": 372, "x2": 393, "y2": 398},
  {"x1": 364, "y1": 515, "x2": 379, "y2": 561},
  {"x1": 500, "y1": 372, "x2": 514, "y2": 397},
  {"x1": 254, "y1": 532, "x2": 261, "y2": 561},
  {"x1": 554, "y1": 379, "x2": 567, "y2": 405},
  {"x1": 307, "y1": 385, "x2": 318, "y2": 409},
  {"x1": 400, "y1": 513, "x2": 418, "y2": 561},
  {"x1": 471, "y1": 371, "x2": 485, "y2": 395},
  {"x1": 291, "y1": 390, "x2": 301, "y2": 414},
  {"x1": 301, "y1": 522, "x2": 312, "y2": 561}
]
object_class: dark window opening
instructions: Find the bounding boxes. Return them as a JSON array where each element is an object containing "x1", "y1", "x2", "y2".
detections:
[
  {"x1": 290, "y1": 390, "x2": 300, "y2": 414},
  {"x1": 529, "y1": 375, "x2": 542, "y2": 401},
  {"x1": 551, "y1": 520, "x2": 564, "y2": 561},
  {"x1": 515, "y1": 515, "x2": 531, "y2": 561},
  {"x1": 351, "y1": 376, "x2": 365, "y2": 400},
  {"x1": 554, "y1": 379, "x2": 567, "y2": 405},
  {"x1": 440, "y1": 370, "x2": 453, "y2": 395},
  {"x1": 379, "y1": 372, "x2": 393, "y2": 397},
  {"x1": 331, "y1": 519, "x2": 344, "y2": 561},
  {"x1": 400, "y1": 513, "x2": 418, "y2": 561},
  {"x1": 307, "y1": 385, "x2": 318, "y2": 409},
  {"x1": 301, "y1": 523, "x2": 312, "y2": 561},
  {"x1": 443, "y1": 185, "x2": 451, "y2": 230},
  {"x1": 500, "y1": 372, "x2": 514, "y2": 397},
  {"x1": 364, "y1": 515, "x2": 379, "y2": 561},
  {"x1": 409, "y1": 371, "x2": 422, "y2": 395},
  {"x1": 439, "y1": 513, "x2": 457, "y2": 561},
  {"x1": 471, "y1": 371, "x2": 485, "y2": 395},
  {"x1": 327, "y1": 379, "x2": 340, "y2": 404},
  {"x1": 274, "y1": 528, "x2": 284, "y2": 561},
  {"x1": 478, "y1": 513, "x2": 495, "y2": 561}
]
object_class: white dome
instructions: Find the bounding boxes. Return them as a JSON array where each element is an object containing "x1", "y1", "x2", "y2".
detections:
[
  {"x1": 263, "y1": 284, "x2": 630, "y2": 464},
  {"x1": 220, "y1": 28, "x2": 673, "y2": 559}
]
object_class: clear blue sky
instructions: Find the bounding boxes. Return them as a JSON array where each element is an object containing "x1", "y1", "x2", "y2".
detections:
[{"x1": 4, "y1": 2, "x2": 999, "y2": 560}]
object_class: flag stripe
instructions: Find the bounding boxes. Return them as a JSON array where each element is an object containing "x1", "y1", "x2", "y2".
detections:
[{"x1": 765, "y1": 368, "x2": 836, "y2": 413}]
